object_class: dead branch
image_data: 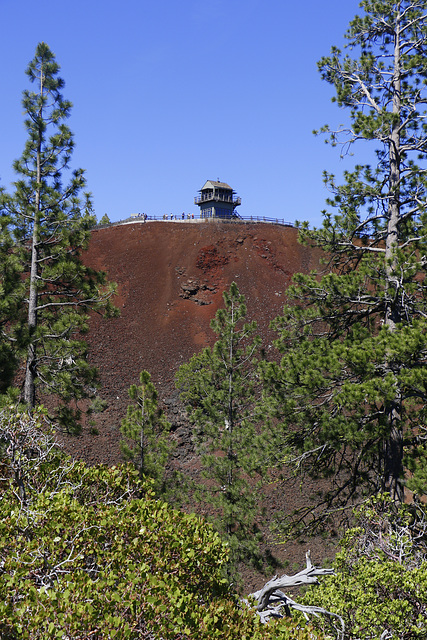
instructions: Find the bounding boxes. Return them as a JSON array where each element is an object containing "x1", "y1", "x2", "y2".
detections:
[{"x1": 245, "y1": 551, "x2": 344, "y2": 638}]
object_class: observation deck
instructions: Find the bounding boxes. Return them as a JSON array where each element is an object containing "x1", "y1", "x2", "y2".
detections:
[{"x1": 195, "y1": 180, "x2": 241, "y2": 219}]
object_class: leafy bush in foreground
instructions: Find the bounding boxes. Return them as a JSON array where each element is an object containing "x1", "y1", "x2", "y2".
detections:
[
  {"x1": 0, "y1": 408, "x2": 317, "y2": 639},
  {"x1": 300, "y1": 498, "x2": 427, "y2": 639}
]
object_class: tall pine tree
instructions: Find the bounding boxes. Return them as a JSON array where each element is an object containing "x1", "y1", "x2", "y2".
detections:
[
  {"x1": 264, "y1": 1, "x2": 427, "y2": 531},
  {"x1": 1, "y1": 43, "x2": 117, "y2": 419},
  {"x1": 176, "y1": 283, "x2": 269, "y2": 565},
  {"x1": 120, "y1": 370, "x2": 175, "y2": 497}
]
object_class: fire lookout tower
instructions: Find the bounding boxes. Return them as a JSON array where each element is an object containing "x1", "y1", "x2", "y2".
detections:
[{"x1": 194, "y1": 180, "x2": 241, "y2": 219}]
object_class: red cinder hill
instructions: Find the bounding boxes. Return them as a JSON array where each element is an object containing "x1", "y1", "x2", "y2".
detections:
[
  {"x1": 63, "y1": 220, "x2": 322, "y2": 464},
  {"x1": 58, "y1": 220, "x2": 334, "y2": 587}
]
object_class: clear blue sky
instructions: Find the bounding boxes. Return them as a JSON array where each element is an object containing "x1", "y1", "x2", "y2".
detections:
[{"x1": 1, "y1": 0, "x2": 362, "y2": 227}]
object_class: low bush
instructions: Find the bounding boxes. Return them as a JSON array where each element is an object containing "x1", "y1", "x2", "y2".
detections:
[{"x1": 0, "y1": 408, "x2": 318, "y2": 639}]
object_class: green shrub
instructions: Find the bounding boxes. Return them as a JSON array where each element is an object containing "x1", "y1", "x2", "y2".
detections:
[
  {"x1": 300, "y1": 498, "x2": 427, "y2": 639},
  {"x1": 0, "y1": 408, "x2": 320, "y2": 639}
]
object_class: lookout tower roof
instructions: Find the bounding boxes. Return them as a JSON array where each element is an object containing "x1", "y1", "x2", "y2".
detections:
[{"x1": 200, "y1": 180, "x2": 234, "y2": 192}]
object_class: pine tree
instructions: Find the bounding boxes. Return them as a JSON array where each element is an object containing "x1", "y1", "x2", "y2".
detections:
[
  {"x1": 1, "y1": 43, "x2": 117, "y2": 419},
  {"x1": 120, "y1": 370, "x2": 174, "y2": 496},
  {"x1": 176, "y1": 283, "x2": 268, "y2": 565},
  {"x1": 263, "y1": 1, "x2": 427, "y2": 530},
  {"x1": 98, "y1": 213, "x2": 111, "y2": 225},
  {"x1": 0, "y1": 207, "x2": 23, "y2": 397}
]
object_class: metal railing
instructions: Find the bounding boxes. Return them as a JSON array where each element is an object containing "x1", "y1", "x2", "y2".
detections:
[
  {"x1": 94, "y1": 214, "x2": 294, "y2": 229},
  {"x1": 194, "y1": 193, "x2": 242, "y2": 205}
]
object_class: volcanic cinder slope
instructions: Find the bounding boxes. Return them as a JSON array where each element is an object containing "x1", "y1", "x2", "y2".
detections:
[
  {"x1": 63, "y1": 220, "x2": 322, "y2": 464},
  {"x1": 58, "y1": 220, "x2": 334, "y2": 586}
]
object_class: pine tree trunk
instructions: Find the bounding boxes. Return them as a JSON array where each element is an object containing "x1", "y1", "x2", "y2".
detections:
[
  {"x1": 24, "y1": 183, "x2": 40, "y2": 408},
  {"x1": 23, "y1": 68, "x2": 44, "y2": 408},
  {"x1": 226, "y1": 320, "x2": 234, "y2": 537},
  {"x1": 383, "y1": 12, "x2": 404, "y2": 502},
  {"x1": 24, "y1": 243, "x2": 38, "y2": 407},
  {"x1": 139, "y1": 398, "x2": 145, "y2": 479}
]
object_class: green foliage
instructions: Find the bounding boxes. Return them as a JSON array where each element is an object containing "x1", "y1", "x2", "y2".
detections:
[
  {"x1": 120, "y1": 370, "x2": 176, "y2": 498},
  {"x1": 176, "y1": 283, "x2": 270, "y2": 567},
  {"x1": 98, "y1": 213, "x2": 111, "y2": 225},
  {"x1": 0, "y1": 42, "x2": 118, "y2": 415},
  {"x1": 300, "y1": 497, "x2": 427, "y2": 639},
  {"x1": 0, "y1": 210, "x2": 23, "y2": 395},
  {"x1": 87, "y1": 395, "x2": 108, "y2": 414},
  {"x1": 264, "y1": 302, "x2": 427, "y2": 531},
  {"x1": 263, "y1": 0, "x2": 427, "y2": 532},
  {"x1": 407, "y1": 445, "x2": 427, "y2": 496},
  {"x1": 0, "y1": 407, "x2": 317, "y2": 640}
]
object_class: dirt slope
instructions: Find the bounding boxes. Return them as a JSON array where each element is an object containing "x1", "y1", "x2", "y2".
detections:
[
  {"x1": 63, "y1": 220, "x2": 321, "y2": 462},
  {"x1": 58, "y1": 220, "x2": 335, "y2": 588}
]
